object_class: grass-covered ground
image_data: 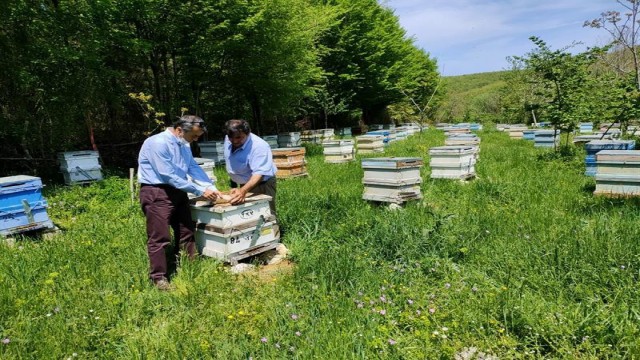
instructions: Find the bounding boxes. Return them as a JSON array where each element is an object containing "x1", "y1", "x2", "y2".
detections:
[{"x1": 1, "y1": 128, "x2": 639, "y2": 359}]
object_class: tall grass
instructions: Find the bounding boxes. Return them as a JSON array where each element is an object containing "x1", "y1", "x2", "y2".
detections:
[{"x1": 1, "y1": 128, "x2": 638, "y2": 359}]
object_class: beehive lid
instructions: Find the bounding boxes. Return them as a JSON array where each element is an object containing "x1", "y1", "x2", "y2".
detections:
[
  {"x1": 0, "y1": 175, "x2": 42, "y2": 186},
  {"x1": 272, "y1": 147, "x2": 305, "y2": 155},
  {"x1": 361, "y1": 157, "x2": 423, "y2": 169},
  {"x1": 191, "y1": 194, "x2": 272, "y2": 212},
  {"x1": 57, "y1": 150, "x2": 99, "y2": 159},
  {"x1": 429, "y1": 146, "x2": 476, "y2": 155},
  {"x1": 586, "y1": 140, "x2": 635, "y2": 149}
]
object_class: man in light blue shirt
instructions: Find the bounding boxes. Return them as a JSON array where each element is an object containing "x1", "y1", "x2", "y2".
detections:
[
  {"x1": 138, "y1": 115, "x2": 221, "y2": 290},
  {"x1": 224, "y1": 119, "x2": 278, "y2": 214}
]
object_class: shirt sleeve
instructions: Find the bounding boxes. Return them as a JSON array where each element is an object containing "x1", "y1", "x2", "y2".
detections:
[
  {"x1": 149, "y1": 142, "x2": 207, "y2": 196},
  {"x1": 187, "y1": 156, "x2": 218, "y2": 192}
]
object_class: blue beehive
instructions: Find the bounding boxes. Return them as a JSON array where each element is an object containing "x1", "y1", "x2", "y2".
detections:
[
  {"x1": 584, "y1": 140, "x2": 636, "y2": 176},
  {"x1": 522, "y1": 130, "x2": 537, "y2": 141},
  {"x1": 534, "y1": 130, "x2": 560, "y2": 148},
  {"x1": 0, "y1": 175, "x2": 54, "y2": 236},
  {"x1": 366, "y1": 131, "x2": 390, "y2": 146}
]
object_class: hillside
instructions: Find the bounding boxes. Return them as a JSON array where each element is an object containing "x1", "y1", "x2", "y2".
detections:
[{"x1": 435, "y1": 71, "x2": 507, "y2": 123}]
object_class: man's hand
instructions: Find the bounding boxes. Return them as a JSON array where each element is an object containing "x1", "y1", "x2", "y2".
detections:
[
  {"x1": 202, "y1": 189, "x2": 221, "y2": 201},
  {"x1": 229, "y1": 188, "x2": 248, "y2": 204}
]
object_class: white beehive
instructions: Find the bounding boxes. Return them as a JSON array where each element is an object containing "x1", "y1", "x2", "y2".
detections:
[
  {"x1": 263, "y1": 135, "x2": 279, "y2": 149},
  {"x1": 191, "y1": 194, "x2": 280, "y2": 263},
  {"x1": 356, "y1": 135, "x2": 384, "y2": 154},
  {"x1": 199, "y1": 141, "x2": 225, "y2": 164},
  {"x1": 362, "y1": 157, "x2": 423, "y2": 204},
  {"x1": 323, "y1": 140, "x2": 355, "y2": 163},
  {"x1": 429, "y1": 146, "x2": 476, "y2": 180},
  {"x1": 58, "y1": 151, "x2": 102, "y2": 185},
  {"x1": 594, "y1": 150, "x2": 640, "y2": 196},
  {"x1": 277, "y1": 132, "x2": 301, "y2": 148}
]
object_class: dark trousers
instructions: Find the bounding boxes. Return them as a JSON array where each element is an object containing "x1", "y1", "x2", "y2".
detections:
[
  {"x1": 140, "y1": 185, "x2": 195, "y2": 281},
  {"x1": 230, "y1": 177, "x2": 277, "y2": 215}
]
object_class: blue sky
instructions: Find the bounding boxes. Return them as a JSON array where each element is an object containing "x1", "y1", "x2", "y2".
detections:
[{"x1": 386, "y1": 0, "x2": 618, "y2": 76}]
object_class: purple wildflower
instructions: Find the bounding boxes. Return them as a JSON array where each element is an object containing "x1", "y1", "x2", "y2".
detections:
[
  {"x1": 291, "y1": 314, "x2": 298, "y2": 320},
  {"x1": 407, "y1": 299, "x2": 414, "y2": 305},
  {"x1": 1, "y1": 338, "x2": 9, "y2": 345},
  {"x1": 388, "y1": 339, "x2": 397, "y2": 345},
  {"x1": 380, "y1": 296, "x2": 387, "y2": 303},
  {"x1": 429, "y1": 308, "x2": 436, "y2": 314},
  {"x1": 261, "y1": 337, "x2": 268, "y2": 343},
  {"x1": 379, "y1": 309, "x2": 386, "y2": 316}
]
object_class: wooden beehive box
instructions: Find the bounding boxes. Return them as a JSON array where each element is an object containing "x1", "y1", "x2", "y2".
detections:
[{"x1": 191, "y1": 194, "x2": 280, "y2": 263}]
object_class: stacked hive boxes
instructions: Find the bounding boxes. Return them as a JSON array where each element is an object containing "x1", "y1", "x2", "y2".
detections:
[
  {"x1": 190, "y1": 194, "x2": 279, "y2": 264},
  {"x1": 445, "y1": 134, "x2": 480, "y2": 146},
  {"x1": 323, "y1": 140, "x2": 355, "y2": 163},
  {"x1": 534, "y1": 130, "x2": 560, "y2": 148},
  {"x1": 277, "y1": 132, "x2": 301, "y2": 148},
  {"x1": 444, "y1": 134, "x2": 480, "y2": 160},
  {"x1": 362, "y1": 157, "x2": 423, "y2": 204},
  {"x1": 58, "y1": 151, "x2": 103, "y2": 185},
  {"x1": 319, "y1": 128, "x2": 335, "y2": 142},
  {"x1": 272, "y1": 147, "x2": 308, "y2": 179},
  {"x1": 199, "y1": 141, "x2": 225, "y2": 165},
  {"x1": 356, "y1": 135, "x2": 384, "y2": 154},
  {"x1": 301, "y1": 130, "x2": 322, "y2": 144},
  {"x1": 429, "y1": 146, "x2": 476, "y2": 180},
  {"x1": 585, "y1": 140, "x2": 636, "y2": 176},
  {"x1": 593, "y1": 150, "x2": 640, "y2": 196},
  {"x1": 263, "y1": 135, "x2": 279, "y2": 149},
  {"x1": 0, "y1": 175, "x2": 55, "y2": 236}
]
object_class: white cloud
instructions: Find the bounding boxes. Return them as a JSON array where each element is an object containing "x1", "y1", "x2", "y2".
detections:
[{"x1": 386, "y1": 0, "x2": 617, "y2": 75}]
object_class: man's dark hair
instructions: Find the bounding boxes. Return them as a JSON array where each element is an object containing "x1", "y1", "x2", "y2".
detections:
[
  {"x1": 173, "y1": 115, "x2": 206, "y2": 133},
  {"x1": 225, "y1": 119, "x2": 251, "y2": 136}
]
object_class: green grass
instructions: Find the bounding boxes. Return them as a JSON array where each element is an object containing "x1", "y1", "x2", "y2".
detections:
[{"x1": 1, "y1": 128, "x2": 639, "y2": 359}]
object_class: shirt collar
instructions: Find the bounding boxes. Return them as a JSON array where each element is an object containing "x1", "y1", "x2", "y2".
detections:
[{"x1": 165, "y1": 128, "x2": 182, "y2": 146}]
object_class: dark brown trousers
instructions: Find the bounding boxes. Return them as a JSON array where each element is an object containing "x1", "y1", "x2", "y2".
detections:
[{"x1": 140, "y1": 185, "x2": 195, "y2": 281}]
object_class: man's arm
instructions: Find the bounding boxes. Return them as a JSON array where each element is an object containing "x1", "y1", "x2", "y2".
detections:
[{"x1": 229, "y1": 174, "x2": 263, "y2": 204}]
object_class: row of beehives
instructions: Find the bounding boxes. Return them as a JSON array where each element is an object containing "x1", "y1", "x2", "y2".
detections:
[{"x1": 501, "y1": 125, "x2": 640, "y2": 197}]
